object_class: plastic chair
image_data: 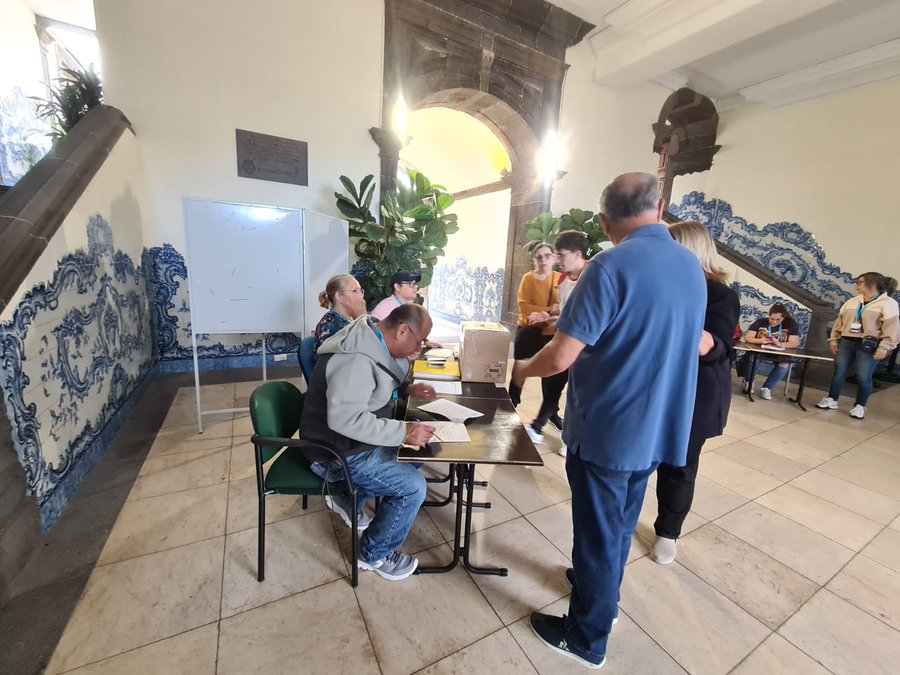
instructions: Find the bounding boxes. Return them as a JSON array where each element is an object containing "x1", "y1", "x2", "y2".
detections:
[
  {"x1": 298, "y1": 335, "x2": 316, "y2": 385},
  {"x1": 249, "y1": 380, "x2": 359, "y2": 586}
]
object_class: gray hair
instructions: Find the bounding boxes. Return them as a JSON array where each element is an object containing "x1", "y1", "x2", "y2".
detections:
[{"x1": 599, "y1": 173, "x2": 660, "y2": 223}]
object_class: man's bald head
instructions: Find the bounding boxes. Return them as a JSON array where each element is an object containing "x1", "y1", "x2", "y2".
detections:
[
  {"x1": 598, "y1": 172, "x2": 663, "y2": 244},
  {"x1": 380, "y1": 303, "x2": 432, "y2": 358}
]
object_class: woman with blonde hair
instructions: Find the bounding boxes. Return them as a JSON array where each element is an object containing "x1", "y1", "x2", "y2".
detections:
[
  {"x1": 313, "y1": 274, "x2": 367, "y2": 355},
  {"x1": 652, "y1": 221, "x2": 740, "y2": 565}
]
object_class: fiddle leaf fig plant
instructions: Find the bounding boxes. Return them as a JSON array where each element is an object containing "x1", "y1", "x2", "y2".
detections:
[
  {"x1": 335, "y1": 170, "x2": 458, "y2": 310},
  {"x1": 524, "y1": 207, "x2": 609, "y2": 256}
]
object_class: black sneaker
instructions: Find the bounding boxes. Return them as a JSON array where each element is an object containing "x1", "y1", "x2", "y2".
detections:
[
  {"x1": 549, "y1": 414, "x2": 564, "y2": 431},
  {"x1": 529, "y1": 613, "x2": 606, "y2": 669}
]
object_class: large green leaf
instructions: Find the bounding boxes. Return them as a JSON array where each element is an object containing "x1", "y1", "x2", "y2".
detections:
[
  {"x1": 339, "y1": 175, "x2": 360, "y2": 204},
  {"x1": 436, "y1": 193, "x2": 454, "y2": 211}
]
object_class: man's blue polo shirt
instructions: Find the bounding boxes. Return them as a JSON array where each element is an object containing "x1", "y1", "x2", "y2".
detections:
[{"x1": 555, "y1": 223, "x2": 706, "y2": 471}]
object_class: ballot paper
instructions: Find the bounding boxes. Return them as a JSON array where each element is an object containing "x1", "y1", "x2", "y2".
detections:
[
  {"x1": 429, "y1": 421, "x2": 470, "y2": 443},
  {"x1": 424, "y1": 348, "x2": 454, "y2": 360},
  {"x1": 414, "y1": 380, "x2": 463, "y2": 395},
  {"x1": 417, "y1": 398, "x2": 484, "y2": 421}
]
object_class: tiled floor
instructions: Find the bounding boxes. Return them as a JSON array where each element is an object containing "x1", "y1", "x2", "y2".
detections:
[{"x1": 46, "y1": 375, "x2": 900, "y2": 674}]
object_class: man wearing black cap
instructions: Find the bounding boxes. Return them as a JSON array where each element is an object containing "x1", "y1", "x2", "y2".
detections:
[{"x1": 371, "y1": 270, "x2": 422, "y2": 321}]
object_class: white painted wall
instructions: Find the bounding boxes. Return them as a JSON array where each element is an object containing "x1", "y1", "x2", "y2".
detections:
[
  {"x1": 94, "y1": 0, "x2": 384, "y2": 247},
  {"x1": 551, "y1": 39, "x2": 670, "y2": 214},
  {"x1": 672, "y1": 78, "x2": 900, "y2": 282},
  {"x1": 0, "y1": 0, "x2": 43, "y2": 95}
]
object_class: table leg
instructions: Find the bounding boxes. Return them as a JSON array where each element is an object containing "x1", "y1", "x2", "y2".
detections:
[
  {"x1": 746, "y1": 352, "x2": 759, "y2": 402},
  {"x1": 416, "y1": 463, "x2": 507, "y2": 576},
  {"x1": 424, "y1": 464, "x2": 455, "y2": 508},
  {"x1": 789, "y1": 358, "x2": 810, "y2": 411}
]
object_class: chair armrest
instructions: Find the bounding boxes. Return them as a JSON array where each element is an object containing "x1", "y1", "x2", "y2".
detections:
[{"x1": 251, "y1": 435, "x2": 356, "y2": 495}]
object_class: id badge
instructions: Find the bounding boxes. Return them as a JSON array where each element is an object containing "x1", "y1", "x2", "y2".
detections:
[{"x1": 849, "y1": 322, "x2": 862, "y2": 334}]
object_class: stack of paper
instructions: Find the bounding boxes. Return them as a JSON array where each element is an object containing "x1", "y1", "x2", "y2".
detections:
[
  {"x1": 413, "y1": 359, "x2": 461, "y2": 381},
  {"x1": 417, "y1": 398, "x2": 483, "y2": 423}
]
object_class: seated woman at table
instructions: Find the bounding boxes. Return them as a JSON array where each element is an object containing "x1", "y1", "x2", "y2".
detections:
[
  {"x1": 314, "y1": 274, "x2": 367, "y2": 356},
  {"x1": 743, "y1": 303, "x2": 801, "y2": 400}
]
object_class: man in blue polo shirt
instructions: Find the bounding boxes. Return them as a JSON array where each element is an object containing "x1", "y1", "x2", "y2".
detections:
[{"x1": 511, "y1": 172, "x2": 706, "y2": 669}]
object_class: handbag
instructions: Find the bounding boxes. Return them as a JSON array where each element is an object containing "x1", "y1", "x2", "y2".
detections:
[{"x1": 859, "y1": 335, "x2": 880, "y2": 355}]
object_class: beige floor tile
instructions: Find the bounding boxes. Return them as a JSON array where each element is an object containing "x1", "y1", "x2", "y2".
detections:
[
  {"x1": 677, "y1": 523, "x2": 818, "y2": 629},
  {"x1": 852, "y1": 431, "x2": 900, "y2": 460},
  {"x1": 744, "y1": 432, "x2": 840, "y2": 468},
  {"x1": 147, "y1": 415, "x2": 233, "y2": 458},
  {"x1": 727, "y1": 408, "x2": 788, "y2": 433},
  {"x1": 220, "y1": 512, "x2": 347, "y2": 618},
  {"x1": 508, "y1": 596, "x2": 686, "y2": 675},
  {"x1": 731, "y1": 633, "x2": 831, "y2": 675},
  {"x1": 99, "y1": 483, "x2": 227, "y2": 564},
  {"x1": 469, "y1": 517, "x2": 572, "y2": 624},
  {"x1": 62, "y1": 624, "x2": 218, "y2": 675},
  {"x1": 232, "y1": 413, "x2": 255, "y2": 439},
  {"x1": 618, "y1": 557, "x2": 769, "y2": 675},
  {"x1": 355, "y1": 560, "x2": 503, "y2": 675},
  {"x1": 228, "y1": 441, "x2": 258, "y2": 482},
  {"x1": 225, "y1": 475, "x2": 321, "y2": 534},
  {"x1": 426, "y1": 483, "x2": 521, "y2": 542},
  {"x1": 217, "y1": 580, "x2": 379, "y2": 675},
  {"x1": 841, "y1": 445, "x2": 900, "y2": 477},
  {"x1": 828, "y1": 555, "x2": 900, "y2": 631},
  {"x1": 779, "y1": 589, "x2": 900, "y2": 675},
  {"x1": 757, "y1": 484, "x2": 882, "y2": 551},
  {"x1": 716, "y1": 441, "x2": 810, "y2": 481},
  {"x1": 789, "y1": 469, "x2": 900, "y2": 525},
  {"x1": 688, "y1": 475, "x2": 748, "y2": 521},
  {"x1": 161, "y1": 403, "x2": 232, "y2": 429},
  {"x1": 627, "y1": 533, "x2": 651, "y2": 563},
  {"x1": 722, "y1": 414, "x2": 770, "y2": 440},
  {"x1": 635, "y1": 485, "x2": 706, "y2": 542},
  {"x1": 892, "y1": 515, "x2": 900, "y2": 532},
  {"x1": 818, "y1": 456, "x2": 900, "y2": 501},
  {"x1": 792, "y1": 415, "x2": 879, "y2": 451},
  {"x1": 715, "y1": 503, "x2": 854, "y2": 584},
  {"x1": 233, "y1": 379, "x2": 267, "y2": 398},
  {"x1": 173, "y1": 382, "x2": 236, "y2": 405},
  {"x1": 861, "y1": 527, "x2": 900, "y2": 574},
  {"x1": 418, "y1": 628, "x2": 537, "y2": 674},
  {"x1": 810, "y1": 407, "x2": 897, "y2": 435},
  {"x1": 697, "y1": 452, "x2": 782, "y2": 499},
  {"x1": 128, "y1": 448, "x2": 229, "y2": 501},
  {"x1": 526, "y1": 500, "x2": 572, "y2": 560},
  {"x1": 47, "y1": 538, "x2": 223, "y2": 674},
  {"x1": 702, "y1": 433, "x2": 738, "y2": 451},
  {"x1": 475, "y1": 464, "x2": 571, "y2": 515}
]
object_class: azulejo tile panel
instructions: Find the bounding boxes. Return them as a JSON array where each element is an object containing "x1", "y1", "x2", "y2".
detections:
[
  {"x1": 0, "y1": 216, "x2": 153, "y2": 528},
  {"x1": 0, "y1": 85, "x2": 52, "y2": 186},
  {"x1": 733, "y1": 283, "x2": 811, "y2": 342},
  {"x1": 669, "y1": 192, "x2": 879, "y2": 308},
  {"x1": 428, "y1": 256, "x2": 504, "y2": 322},
  {"x1": 143, "y1": 244, "x2": 301, "y2": 361}
]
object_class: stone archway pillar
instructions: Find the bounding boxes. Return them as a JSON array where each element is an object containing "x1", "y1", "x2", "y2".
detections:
[
  {"x1": 369, "y1": 127, "x2": 409, "y2": 209},
  {"x1": 501, "y1": 172, "x2": 550, "y2": 323}
]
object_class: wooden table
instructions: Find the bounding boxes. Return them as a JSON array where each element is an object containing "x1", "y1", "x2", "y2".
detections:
[
  {"x1": 399, "y1": 386, "x2": 543, "y2": 576},
  {"x1": 736, "y1": 343, "x2": 834, "y2": 411}
]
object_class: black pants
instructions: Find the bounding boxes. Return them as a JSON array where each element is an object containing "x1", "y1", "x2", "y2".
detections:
[
  {"x1": 508, "y1": 326, "x2": 568, "y2": 429},
  {"x1": 654, "y1": 429, "x2": 706, "y2": 539}
]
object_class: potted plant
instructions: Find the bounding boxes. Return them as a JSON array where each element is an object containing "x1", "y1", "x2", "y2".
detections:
[
  {"x1": 31, "y1": 64, "x2": 103, "y2": 138},
  {"x1": 524, "y1": 208, "x2": 609, "y2": 255},
  {"x1": 335, "y1": 170, "x2": 458, "y2": 309}
]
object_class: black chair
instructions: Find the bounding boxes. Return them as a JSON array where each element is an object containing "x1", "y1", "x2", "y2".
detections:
[{"x1": 249, "y1": 380, "x2": 360, "y2": 586}]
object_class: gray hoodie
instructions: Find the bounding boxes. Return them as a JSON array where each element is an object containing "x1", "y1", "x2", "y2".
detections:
[{"x1": 300, "y1": 317, "x2": 410, "y2": 456}]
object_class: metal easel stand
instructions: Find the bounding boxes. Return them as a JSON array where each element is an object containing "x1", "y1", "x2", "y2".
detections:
[{"x1": 193, "y1": 332, "x2": 268, "y2": 433}]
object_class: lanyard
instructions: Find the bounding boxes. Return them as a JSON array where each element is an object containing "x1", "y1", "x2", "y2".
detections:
[
  {"x1": 392, "y1": 294, "x2": 404, "y2": 307},
  {"x1": 767, "y1": 325, "x2": 783, "y2": 340},
  {"x1": 856, "y1": 294, "x2": 881, "y2": 322},
  {"x1": 372, "y1": 324, "x2": 398, "y2": 400}
]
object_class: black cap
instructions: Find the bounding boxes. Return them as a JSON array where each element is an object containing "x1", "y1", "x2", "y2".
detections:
[{"x1": 391, "y1": 270, "x2": 421, "y2": 285}]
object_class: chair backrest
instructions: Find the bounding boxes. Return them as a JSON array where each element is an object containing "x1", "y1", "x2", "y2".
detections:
[
  {"x1": 298, "y1": 335, "x2": 316, "y2": 384},
  {"x1": 249, "y1": 381, "x2": 304, "y2": 463}
]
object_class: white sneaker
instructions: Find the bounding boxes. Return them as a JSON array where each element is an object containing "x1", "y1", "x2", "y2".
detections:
[
  {"x1": 557, "y1": 444, "x2": 567, "y2": 457},
  {"x1": 358, "y1": 549, "x2": 418, "y2": 581},
  {"x1": 325, "y1": 495, "x2": 372, "y2": 530},
  {"x1": 849, "y1": 405, "x2": 866, "y2": 419},
  {"x1": 525, "y1": 425, "x2": 544, "y2": 444},
  {"x1": 760, "y1": 387, "x2": 772, "y2": 400},
  {"x1": 816, "y1": 397, "x2": 838, "y2": 410},
  {"x1": 651, "y1": 537, "x2": 677, "y2": 565}
]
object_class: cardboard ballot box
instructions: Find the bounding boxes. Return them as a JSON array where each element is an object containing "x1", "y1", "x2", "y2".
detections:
[{"x1": 460, "y1": 321, "x2": 511, "y2": 383}]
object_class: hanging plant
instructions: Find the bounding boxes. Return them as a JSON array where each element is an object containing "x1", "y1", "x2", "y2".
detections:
[{"x1": 31, "y1": 64, "x2": 103, "y2": 138}]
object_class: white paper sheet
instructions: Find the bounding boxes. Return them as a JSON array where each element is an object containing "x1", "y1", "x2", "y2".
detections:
[
  {"x1": 414, "y1": 380, "x2": 462, "y2": 395},
  {"x1": 429, "y1": 421, "x2": 470, "y2": 443},
  {"x1": 418, "y1": 398, "x2": 484, "y2": 421}
]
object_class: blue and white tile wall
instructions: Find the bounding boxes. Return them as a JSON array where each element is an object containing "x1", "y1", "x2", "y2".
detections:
[
  {"x1": 0, "y1": 216, "x2": 153, "y2": 529},
  {"x1": 0, "y1": 85, "x2": 51, "y2": 186},
  {"x1": 428, "y1": 256, "x2": 504, "y2": 322},
  {"x1": 143, "y1": 244, "x2": 301, "y2": 370},
  {"x1": 732, "y1": 283, "x2": 811, "y2": 344}
]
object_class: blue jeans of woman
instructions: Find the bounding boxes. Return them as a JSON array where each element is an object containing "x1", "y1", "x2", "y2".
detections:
[
  {"x1": 828, "y1": 338, "x2": 878, "y2": 406},
  {"x1": 311, "y1": 447, "x2": 426, "y2": 563},
  {"x1": 754, "y1": 358, "x2": 790, "y2": 390}
]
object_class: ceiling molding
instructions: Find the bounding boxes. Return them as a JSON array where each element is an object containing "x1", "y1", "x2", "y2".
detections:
[
  {"x1": 652, "y1": 70, "x2": 690, "y2": 90},
  {"x1": 739, "y1": 38, "x2": 900, "y2": 106}
]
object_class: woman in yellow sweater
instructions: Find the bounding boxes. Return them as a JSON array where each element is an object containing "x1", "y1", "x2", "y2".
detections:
[
  {"x1": 508, "y1": 243, "x2": 564, "y2": 443},
  {"x1": 817, "y1": 272, "x2": 899, "y2": 419}
]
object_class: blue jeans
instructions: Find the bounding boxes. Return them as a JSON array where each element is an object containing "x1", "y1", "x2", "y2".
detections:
[
  {"x1": 829, "y1": 339, "x2": 878, "y2": 406},
  {"x1": 565, "y1": 449, "x2": 657, "y2": 659},
  {"x1": 311, "y1": 447, "x2": 426, "y2": 563},
  {"x1": 756, "y1": 358, "x2": 790, "y2": 390}
]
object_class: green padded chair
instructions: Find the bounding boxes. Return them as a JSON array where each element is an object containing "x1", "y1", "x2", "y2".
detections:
[{"x1": 249, "y1": 380, "x2": 359, "y2": 586}]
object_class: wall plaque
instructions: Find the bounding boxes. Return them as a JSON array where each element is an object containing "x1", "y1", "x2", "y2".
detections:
[{"x1": 235, "y1": 129, "x2": 308, "y2": 186}]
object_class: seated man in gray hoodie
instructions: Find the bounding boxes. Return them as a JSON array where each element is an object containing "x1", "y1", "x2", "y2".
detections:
[{"x1": 301, "y1": 303, "x2": 437, "y2": 581}]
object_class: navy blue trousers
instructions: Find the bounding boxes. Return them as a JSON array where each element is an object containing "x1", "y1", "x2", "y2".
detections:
[{"x1": 565, "y1": 449, "x2": 657, "y2": 659}]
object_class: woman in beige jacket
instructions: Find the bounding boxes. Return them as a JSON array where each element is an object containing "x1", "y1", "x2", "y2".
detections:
[{"x1": 817, "y1": 272, "x2": 899, "y2": 419}]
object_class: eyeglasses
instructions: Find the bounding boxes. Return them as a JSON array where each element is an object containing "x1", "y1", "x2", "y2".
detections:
[
  {"x1": 534, "y1": 253, "x2": 555, "y2": 260},
  {"x1": 555, "y1": 250, "x2": 574, "y2": 257},
  {"x1": 401, "y1": 323, "x2": 425, "y2": 343},
  {"x1": 340, "y1": 287, "x2": 364, "y2": 296},
  {"x1": 399, "y1": 281, "x2": 419, "y2": 288}
]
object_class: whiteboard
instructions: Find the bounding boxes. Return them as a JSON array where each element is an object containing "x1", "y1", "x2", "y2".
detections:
[
  {"x1": 303, "y1": 211, "x2": 350, "y2": 334},
  {"x1": 184, "y1": 198, "x2": 305, "y2": 334}
]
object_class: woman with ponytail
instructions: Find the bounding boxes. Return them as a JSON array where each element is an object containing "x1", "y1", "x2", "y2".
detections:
[{"x1": 313, "y1": 274, "x2": 367, "y2": 356}]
